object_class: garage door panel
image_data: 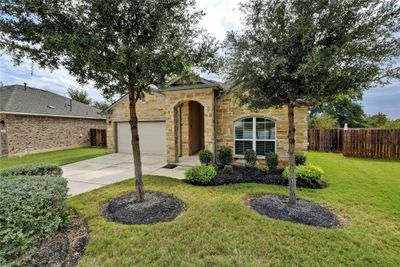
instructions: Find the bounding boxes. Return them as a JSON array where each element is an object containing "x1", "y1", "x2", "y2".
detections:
[{"x1": 117, "y1": 122, "x2": 166, "y2": 155}]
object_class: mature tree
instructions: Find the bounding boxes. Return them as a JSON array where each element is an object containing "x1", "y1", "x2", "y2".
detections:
[
  {"x1": 224, "y1": 0, "x2": 399, "y2": 205},
  {"x1": 382, "y1": 119, "x2": 400, "y2": 129},
  {"x1": 92, "y1": 100, "x2": 110, "y2": 111},
  {"x1": 315, "y1": 96, "x2": 368, "y2": 128},
  {"x1": 0, "y1": 0, "x2": 218, "y2": 202},
  {"x1": 67, "y1": 88, "x2": 92, "y2": 105},
  {"x1": 366, "y1": 112, "x2": 390, "y2": 128},
  {"x1": 308, "y1": 114, "x2": 338, "y2": 129}
]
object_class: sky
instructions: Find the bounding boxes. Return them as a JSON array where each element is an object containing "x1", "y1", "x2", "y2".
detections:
[{"x1": 0, "y1": 0, "x2": 399, "y2": 118}]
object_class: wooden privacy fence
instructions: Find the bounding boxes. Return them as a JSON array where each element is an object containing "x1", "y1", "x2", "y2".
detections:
[
  {"x1": 308, "y1": 128, "x2": 400, "y2": 159},
  {"x1": 308, "y1": 129, "x2": 344, "y2": 152},
  {"x1": 90, "y1": 129, "x2": 107, "y2": 147}
]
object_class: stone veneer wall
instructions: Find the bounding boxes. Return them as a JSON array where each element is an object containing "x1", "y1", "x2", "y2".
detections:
[
  {"x1": 106, "y1": 92, "x2": 167, "y2": 153},
  {"x1": 1, "y1": 114, "x2": 106, "y2": 156},
  {"x1": 165, "y1": 88, "x2": 215, "y2": 163},
  {"x1": 106, "y1": 87, "x2": 308, "y2": 163},
  {"x1": 216, "y1": 92, "x2": 308, "y2": 161}
]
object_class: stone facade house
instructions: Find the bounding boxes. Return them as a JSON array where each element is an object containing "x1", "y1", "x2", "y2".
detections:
[
  {"x1": 105, "y1": 78, "x2": 308, "y2": 165},
  {"x1": 0, "y1": 84, "x2": 106, "y2": 156}
]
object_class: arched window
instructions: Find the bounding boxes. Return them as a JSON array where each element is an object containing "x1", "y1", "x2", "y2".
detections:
[{"x1": 234, "y1": 117, "x2": 276, "y2": 156}]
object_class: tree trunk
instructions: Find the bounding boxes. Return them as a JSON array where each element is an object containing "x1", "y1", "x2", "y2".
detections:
[
  {"x1": 128, "y1": 90, "x2": 145, "y2": 202},
  {"x1": 287, "y1": 104, "x2": 297, "y2": 206}
]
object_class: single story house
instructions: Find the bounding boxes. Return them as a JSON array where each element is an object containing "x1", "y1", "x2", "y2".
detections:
[
  {"x1": 0, "y1": 84, "x2": 106, "y2": 156},
  {"x1": 105, "y1": 78, "x2": 308, "y2": 165}
]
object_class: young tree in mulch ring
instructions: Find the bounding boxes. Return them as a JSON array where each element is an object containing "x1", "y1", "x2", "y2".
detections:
[
  {"x1": 224, "y1": 0, "x2": 400, "y2": 207},
  {"x1": 0, "y1": 0, "x2": 219, "y2": 203}
]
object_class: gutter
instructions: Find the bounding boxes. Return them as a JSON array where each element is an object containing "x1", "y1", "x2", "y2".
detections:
[{"x1": 0, "y1": 111, "x2": 105, "y2": 120}]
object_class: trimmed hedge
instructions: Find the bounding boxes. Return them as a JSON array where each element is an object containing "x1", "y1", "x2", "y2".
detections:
[
  {"x1": 265, "y1": 152, "x2": 279, "y2": 170},
  {"x1": 258, "y1": 165, "x2": 269, "y2": 175},
  {"x1": 218, "y1": 146, "x2": 233, "y2": 166},
  {"x1": 0, "y1": 163, "x2": 63, "y2": 178},
  {"x1": 282, "y1": 165, "x2": 324, "y2": 183},
  {"x1": 295, "y1": 154, "x2": 307, "y2": 166},
  {"x1": 244, "y1": 149, "x2": 256, "y2": 167},
  {"x1": 223, "y1": 165, "x2": 234, "y2": 174},
  {"x1": 0, "y1": 176, "x2": 69, "y2": 265},
  {"x1": 185, "y1": 165, "x2": 217, "y2": 183},
  {"x1": 199, "y1": 149, "x2": 213, "y2": 165}
]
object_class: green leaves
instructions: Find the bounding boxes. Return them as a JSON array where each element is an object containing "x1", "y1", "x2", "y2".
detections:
[
  {"x1": 0, "y1": 0, "x2": 219, "y2": 99},
  {"x1": 223, "y1": 0, "x2": 400, "y2": 109},
  {"x1": 0, "y1": 176, "x2": 68, "y2": 265}
]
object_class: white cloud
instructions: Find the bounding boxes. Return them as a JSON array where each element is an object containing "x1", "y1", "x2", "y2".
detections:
[
  {"x1": 196, "y1": 0, "x2": 244, "y2": 40},
  {"x1": 0, "y1": 53, "x2": 104, "y2": 101}
]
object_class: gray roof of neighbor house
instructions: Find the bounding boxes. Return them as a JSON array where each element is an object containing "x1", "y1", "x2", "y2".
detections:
[{"x1": 0, "y1": 84, "x2": 104, "y2": 119}]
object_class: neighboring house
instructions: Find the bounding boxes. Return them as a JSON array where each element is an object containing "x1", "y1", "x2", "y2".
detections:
[
  {"x1": 0, "y1": 84, "x2": 106, "y2": 156},
  {"x1": 105, "y1": 78, "x2": 308, "y2": 165}
]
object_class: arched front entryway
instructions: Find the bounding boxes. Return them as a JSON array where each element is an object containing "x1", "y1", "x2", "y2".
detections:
[
  {"x1": 176, "y1": 100, "x2": 204, "y2": 158},
  {"x1": 166, "y1": 96, "x2": 214, "y2": 164}
]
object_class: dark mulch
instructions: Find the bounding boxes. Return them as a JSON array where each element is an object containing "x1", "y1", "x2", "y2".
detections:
[
  {"x1": 248, "y1": 194, "x2": 343, "y2": 228},
  {"x1": 184, "y1": 165, "x2": 327, "y2": 189},
  {"x1": 101, "y1": 191, "x2": 185, "y2": 225},
  {"x1": 29, "y1": 210, "x2": 89, "y2": 267}
]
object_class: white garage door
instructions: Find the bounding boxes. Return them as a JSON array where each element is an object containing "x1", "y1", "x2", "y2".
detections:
[{"x1": 117, "y1": 122, "x2": 167, "y2": 155}]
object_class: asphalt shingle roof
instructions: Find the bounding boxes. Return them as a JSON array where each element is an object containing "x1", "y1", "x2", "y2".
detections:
[{"x1": 0, "y1": 85, "x2": 104, "y2": 119}]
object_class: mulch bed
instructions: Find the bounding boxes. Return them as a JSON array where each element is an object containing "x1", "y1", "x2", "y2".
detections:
[
  {"x1": 29, "y1": 210, "x2": 89, "y2": 267},
  {"x1": 248, "y1": 194, "x2": 343, "y2": 228},
  {"x1": 101, "y1": 191, "x2": 185, "y2": 225},
  {"x1": 184, "y1": 165, "x2": 327, "y2": 189}
]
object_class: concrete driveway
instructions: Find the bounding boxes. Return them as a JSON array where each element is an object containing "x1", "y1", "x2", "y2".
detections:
[{"x1": 63, "y1": 153, "x2": 189, "y2": 196}]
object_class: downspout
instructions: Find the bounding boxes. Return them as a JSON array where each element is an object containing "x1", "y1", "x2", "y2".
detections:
[{"x1": 213, "y1": 89, "x2": 218, "y2": 164}]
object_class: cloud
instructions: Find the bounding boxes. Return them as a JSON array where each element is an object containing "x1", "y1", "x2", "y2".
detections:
[{"x1": 0, "y1": 53, "x2": 104, "y2": 101}]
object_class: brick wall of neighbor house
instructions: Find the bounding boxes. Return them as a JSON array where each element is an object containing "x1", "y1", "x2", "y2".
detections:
[
  {"x1": 106, "y1": 92, "x2": 166, "y2": 153},
  {"x1": 2, "y1": 114, "x2": 106, "y2": 155},
  {"x1": 216, "y1": 91, "x2": 308, "y2": 162},
  {"x1": 0, "y1": 113, "x2": 7, "y2": 156}
]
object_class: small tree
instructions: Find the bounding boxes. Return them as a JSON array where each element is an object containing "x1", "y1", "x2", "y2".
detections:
[
  {"x1": 224, "y1": 0, "x2": 399, "y2": 205},
  {"x1": 92, "y1": 101, "x2": 110, "y2": 112},
  {"x1": 0, "y1": 0, "x2": 218, "y2": 202},
  {"x1": 67, "y1": 88, "x2": 92, "y2": 105}
]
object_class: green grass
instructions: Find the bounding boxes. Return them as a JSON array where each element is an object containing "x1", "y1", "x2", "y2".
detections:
[
  {"x1": 0, "y1": 147, "x2": 107, "y2": 171},
  {"x1": 69, "y1": 152, "x2": 400, "y2": 266}
]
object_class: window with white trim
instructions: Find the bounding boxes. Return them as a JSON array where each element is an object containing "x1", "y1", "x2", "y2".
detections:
[{"x1": 234, "y1": 117, "x2": 275, "y2": 156}]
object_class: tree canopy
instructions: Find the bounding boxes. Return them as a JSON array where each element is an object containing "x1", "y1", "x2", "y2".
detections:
[
  {"x1": 223, "y1": 0, "x2": 400, "y2": 205},
  {"x1": 67, "y1": 88, "x2": 92, "y2": 105},
  {"x1": 314, "y1": 96, "x2": 368, "y2": 128},
  {"x1": 224, "y1": 0, "x2": 399, "y2": 109},
  {"x1": 0, "y1": 0, "x2": 219, "y2": 98},
  {"x1": 0, "y1": 0, "x2": 219, "y2": 202}
]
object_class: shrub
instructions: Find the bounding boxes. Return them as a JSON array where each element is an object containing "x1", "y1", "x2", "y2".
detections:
[
  {"x1": 0, "y1": 176, "x2": 69, "y2": 265},
  {"x1": 218, "y1": 146, "x2": 233, "y2": 166},
  {"x1": 282, "y1": 165, "x2": 324, "y2": 183},
  {"x1": 244, "y1": 149, "x2": 256, "y2": 167},
  {"x1": 258, "y1": 165, "x2": 269, "y2": 175},
  {"x1": 265, "y1": 152, "x2": 279, "y2": 170},
  {"x1": 185, "y1": 165, "x2": 217, "y2": 183},
  {"x1": 295, "y1": 153, "x2": 307, "y2": 166},
  {"x1": 0, "y1": 163, "x2": 63, "y2": 178},
  {"x1": 223, "y1": 165, "x2": 233, "y2": 174},
  {"x1": 199, "y1": 149, "x2": 213, "y2": 165}
]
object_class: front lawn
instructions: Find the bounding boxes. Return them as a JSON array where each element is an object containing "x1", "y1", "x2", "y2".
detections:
[
  {"x1": 0, "y1": 147, "x2": 107, "y2": 171},
  {"x1": 69, "y1": 152, "x2": 400, "y2": 266}
]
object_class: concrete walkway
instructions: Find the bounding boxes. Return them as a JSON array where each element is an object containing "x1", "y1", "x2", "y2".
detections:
[{"x1": 63, "y1": 153, "x2": 191, "y2": 196}]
